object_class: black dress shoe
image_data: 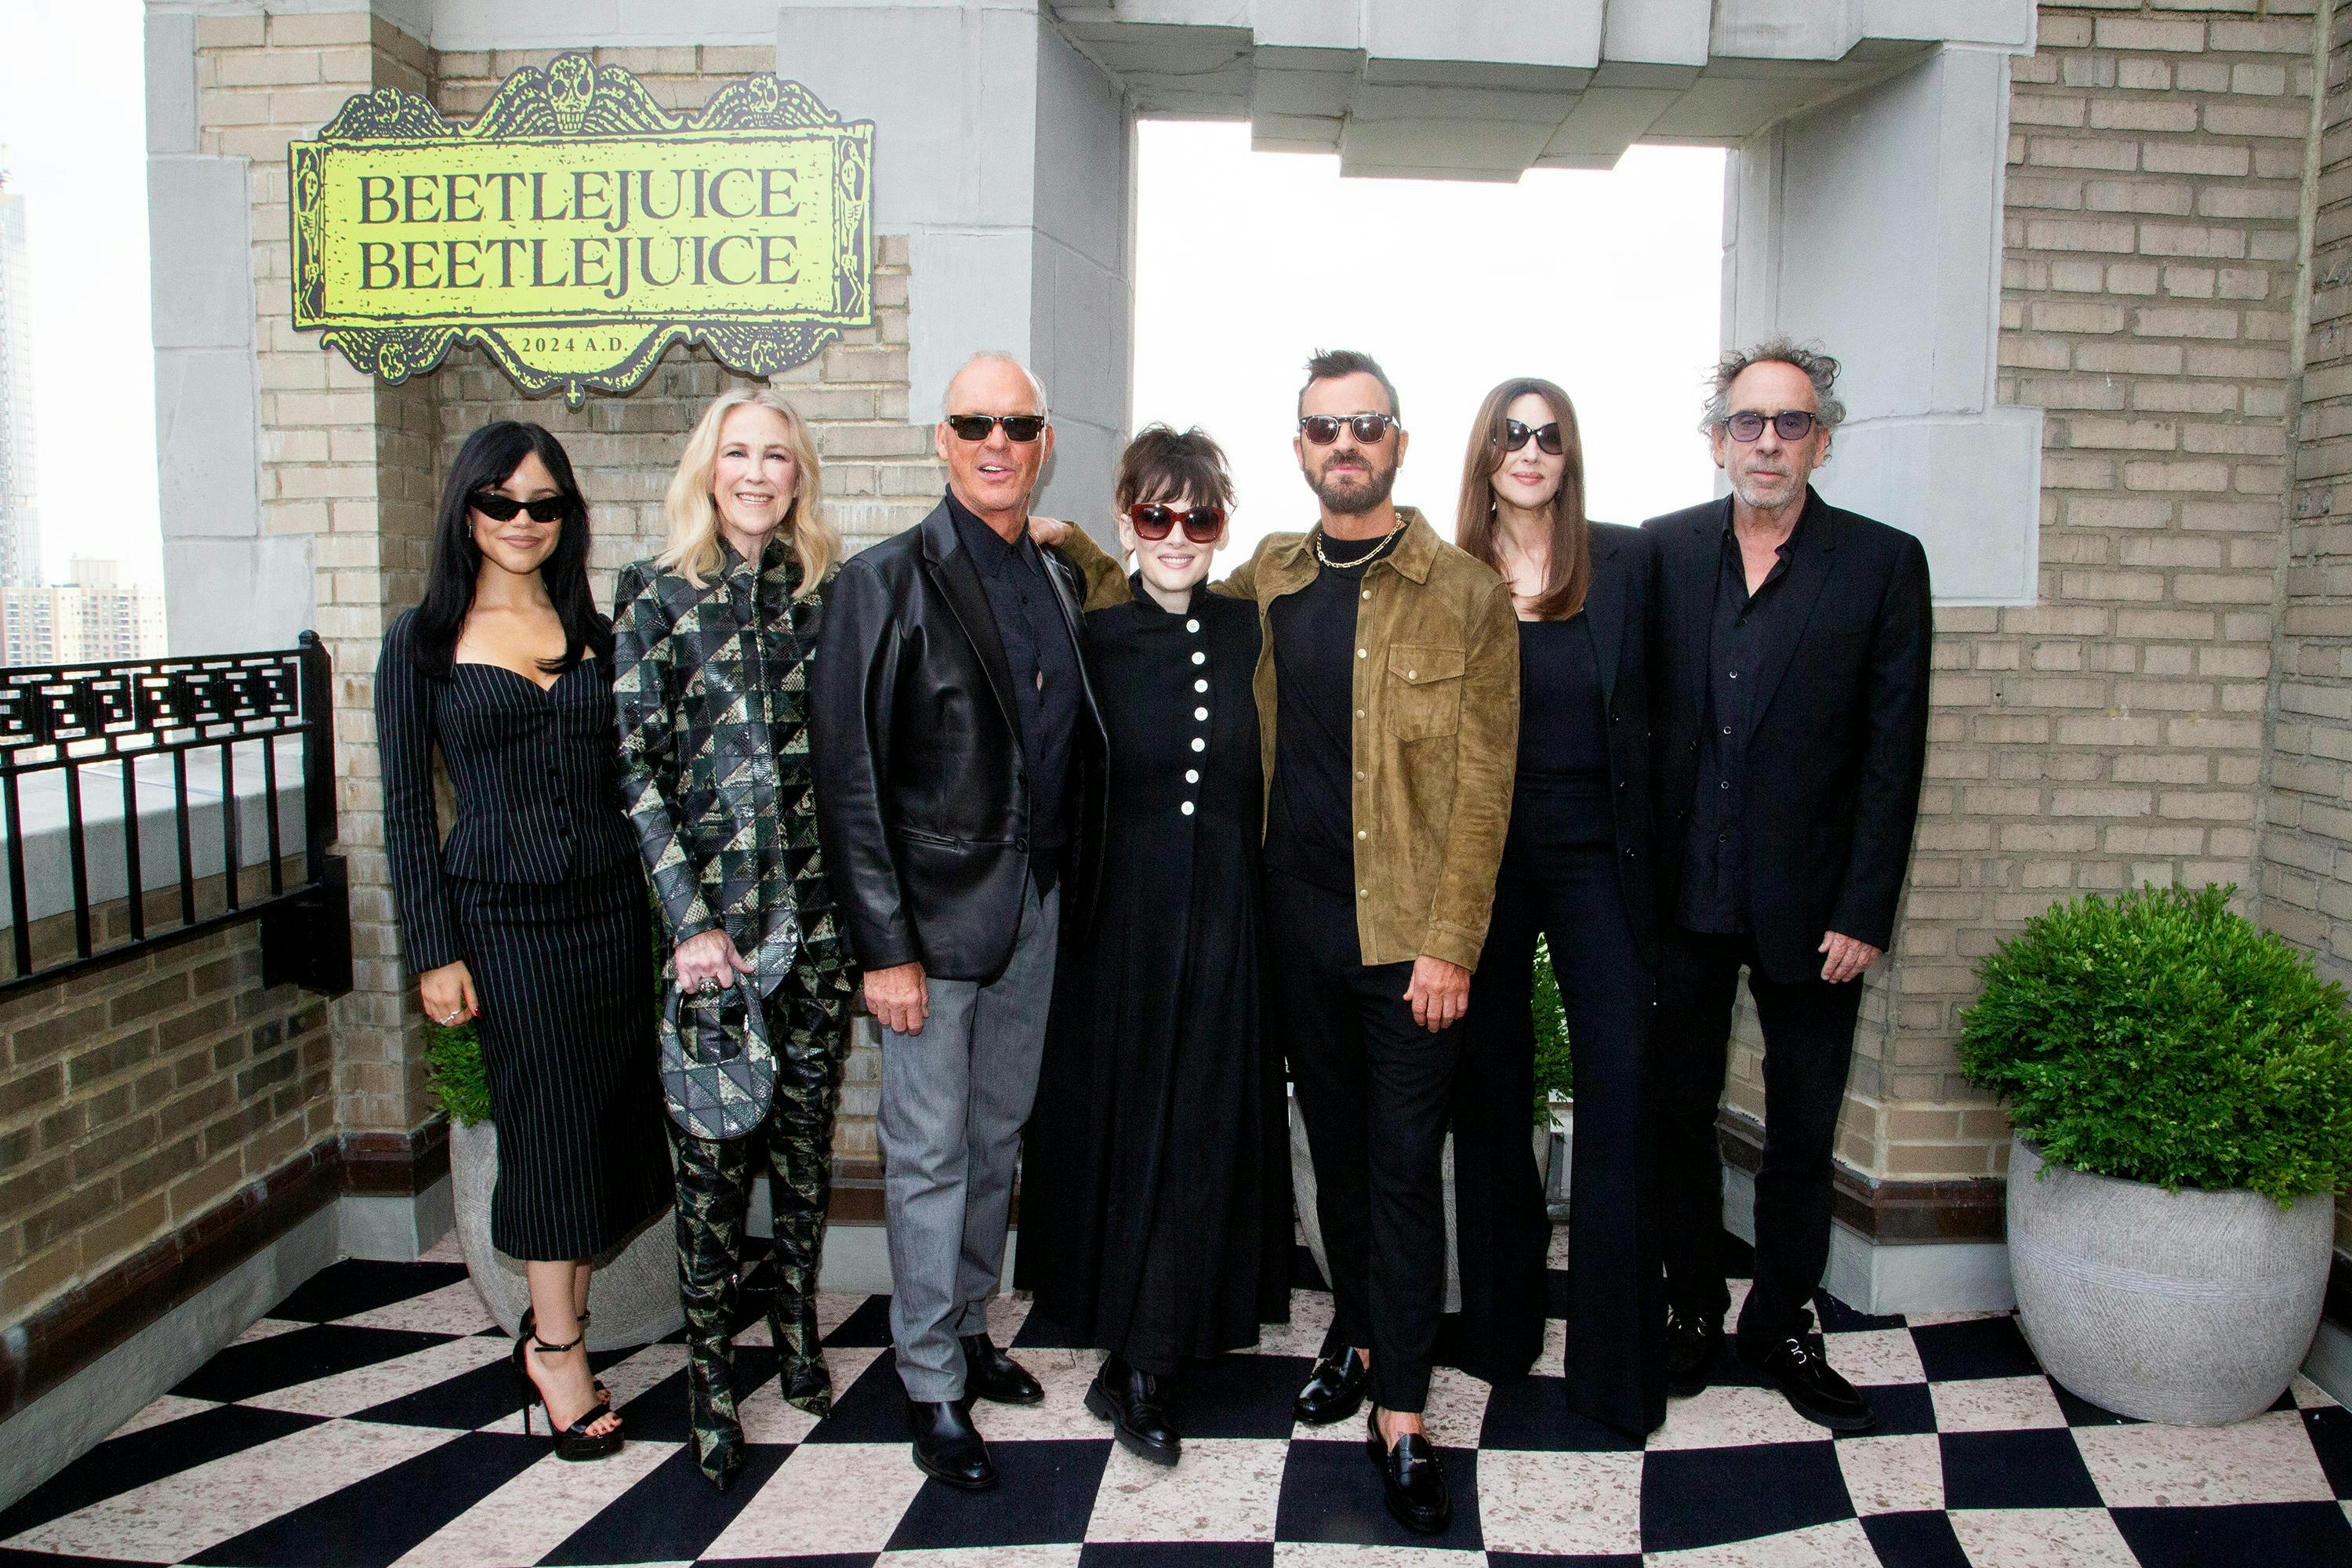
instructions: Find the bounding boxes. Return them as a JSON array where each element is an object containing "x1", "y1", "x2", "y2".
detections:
[
  {"x1": 1294, "y1": 1348, "x2": 1370, "y2": 1425},
  {"x1": 1365, "y1": 1409, "x2": 1451, "y2": 1535},
  {"x1": 906, "y1": 1396, "x2": 998, "y2": 1490},
  {"x1": 960, "y1": 1332, "x2": 1044, "y2": 1405},
  {"x1": 1737, "y1": 1331, "x2": 1877, "y2": 1432},
  {"x1": 1664, "y1": 1308, "x2": 1722, "y2": 1398},
  {"x1": 1084, "y1": 1356, "x2": 1181, "y2": 1466}
]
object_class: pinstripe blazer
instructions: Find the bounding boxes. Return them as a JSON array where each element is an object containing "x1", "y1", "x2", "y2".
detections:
[{"x1": 376, "y1": 608, "x2": 641, "y2": 973}]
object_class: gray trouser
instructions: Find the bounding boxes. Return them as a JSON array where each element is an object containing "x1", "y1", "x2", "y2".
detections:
[{"x1": 879, "y1": 874, "x2": 1058, "y2": 1401}]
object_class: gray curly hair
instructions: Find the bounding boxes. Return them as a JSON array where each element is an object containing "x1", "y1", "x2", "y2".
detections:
[{"x1": 1700, "y1": 336, "x2": 1846, "y2": 435}]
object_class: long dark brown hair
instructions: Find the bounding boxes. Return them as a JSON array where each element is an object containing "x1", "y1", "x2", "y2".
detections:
[{"x1": 1456, "y1": 377, "x2": 1590, "y2": 621}]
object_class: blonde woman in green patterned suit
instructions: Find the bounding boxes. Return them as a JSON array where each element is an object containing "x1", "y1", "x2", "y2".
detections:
[{"x1": 612, "y1": 387, "x2": 856, "y2": 1493}]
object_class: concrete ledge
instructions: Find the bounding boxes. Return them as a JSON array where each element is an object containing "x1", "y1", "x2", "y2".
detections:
[
  {"x1": 0, "y1": 1200, "x2": 341, "y2": 1513},
  {"x1": 340, "y1": 1175, "x2": 456, "y2": 1264},
  {"x1": 1723, "y1": 1166, "x2": 2018, "y2": 1316},
  {"x1": 2303, "y1": 1317, "x2": 2352, "y2": 1407}
]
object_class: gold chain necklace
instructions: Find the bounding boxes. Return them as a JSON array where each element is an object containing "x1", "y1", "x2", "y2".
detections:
[{"x1": 1312, "y1": 518, "x2": 1407, "y2": 570}]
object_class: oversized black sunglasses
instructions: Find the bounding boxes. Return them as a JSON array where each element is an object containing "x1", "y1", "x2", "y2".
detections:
[
  {"x1": 470, "y1": 492, "x2": 570, "y2": 523},
  {"x1": 1724, "y1": 409, "x2": 1819, "y2": 443},
  {"x1": 1127, "y1": 503, "x2": 1226, "y2": 544},
  {"x1": 1298, "y1": 412, "x2": 1398, "y2": 445},
  {"x1": 946, "y1": 413, "x2": 1047, "y2": 442},
  {"x1": 1494, "y1": 419, "x2": 1564, "y2": 456}
]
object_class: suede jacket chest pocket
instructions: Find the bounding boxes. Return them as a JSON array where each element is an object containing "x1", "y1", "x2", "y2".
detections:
[{"x1": 1383, "y1": 642, "x2": 1466, "y2": 741}]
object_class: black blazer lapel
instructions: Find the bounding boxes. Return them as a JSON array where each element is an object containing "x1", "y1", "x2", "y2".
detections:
[
  {"x1": 1745, "y1": 491, "x2": 1839, "y2": 739},
  {"x1": 1673, "y1": 500, "x2": 1726, "y2": 731},
  {"x1": 1584, "y1": 528, "x2": 1626, "y2": 713},
  {"x1": 919, "y1": 503, "x2": 1024, "y2": 741},
  {"x1": 1042, "y1": 546, "x2": 1107, "y2": 738}
]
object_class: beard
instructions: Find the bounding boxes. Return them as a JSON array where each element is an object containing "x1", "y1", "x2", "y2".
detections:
[{"x1": 1309, "y1": 453, "x2": 1399, "y2": 516}]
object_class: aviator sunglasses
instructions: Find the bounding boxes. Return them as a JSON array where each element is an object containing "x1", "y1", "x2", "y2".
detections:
[
  {"x1": 1127, "y1": 502, "x2": 1227, "y2": 544},
  {"x1": 1494, "y1": 419, "x2": 1565, "y2": 456},
  {"x1": 1724, "y1": 409, "x2": 1819, "y2": 443},
  {"x1": 469, "y1": 492, "x2": 570, "y2": 523},
  {"x1": 1298, "y1": 412, "x2": 1399, "y2": 445},
  {"x1": 946, "y1": 413, "x2": 1047, "y2": 442}
]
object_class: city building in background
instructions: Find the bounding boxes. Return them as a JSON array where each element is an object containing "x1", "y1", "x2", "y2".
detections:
[
  {"x1": 0, "y1": 160, "x2": 38, "y2": 590},
  {"x1": 0, "y1": 557, "x2": 166, "y2": 666}
]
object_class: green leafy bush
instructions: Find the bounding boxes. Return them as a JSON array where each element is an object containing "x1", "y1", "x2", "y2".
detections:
[
  {"x1": 1958, "y1": 884, "x2": 2352, "y2": 1203},
  {"x1": 423, "y1": 1018, "x2": 492, "y2": 1127},
  {"x1": 1532, "y1": 936, "x2": 1573, "y2": 1124}
]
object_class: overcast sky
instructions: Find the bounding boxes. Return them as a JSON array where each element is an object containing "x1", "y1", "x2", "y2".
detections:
[
  {"x1": 0, "y1": 0, "x2": 161, "y2": 586},
  {"x1": 0, "y1": 8, "x2": 1724, "y2": 592}
]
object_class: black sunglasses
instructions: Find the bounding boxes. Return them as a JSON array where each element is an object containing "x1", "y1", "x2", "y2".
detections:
[
  {"x1": 1494, "y1": 419, "x2": 1564, "y2": 456},
  {"x1": 1724, "y1": 409, "x2": 1818, "y2": 443},
  {"x1": 946, "y1": 413, "x2": 1047, "y2": 442},
  {"x1": 1298, "y1": 412, "x2": 1398, "y2": 445},
  {"x1": 470, "y1": 492, "x2": 569, "y2": 523},
  {"x1": 1127, "y1": 503, "x2": 1226, "y2": 544}
]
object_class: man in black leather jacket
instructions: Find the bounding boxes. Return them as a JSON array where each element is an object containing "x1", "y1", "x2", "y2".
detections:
[{"x1": 811, "y1": 351, "x2": 1105, "y2": 1493}]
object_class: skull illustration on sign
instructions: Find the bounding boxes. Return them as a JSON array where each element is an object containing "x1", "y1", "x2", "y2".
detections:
[{"x1": 547, "y1": 54, "x2": 593, "y2": 133}]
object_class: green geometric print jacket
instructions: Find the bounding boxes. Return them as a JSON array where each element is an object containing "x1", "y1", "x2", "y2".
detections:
[{"x1": 611, "y1": 534, "x2": 845, "y2": 995}]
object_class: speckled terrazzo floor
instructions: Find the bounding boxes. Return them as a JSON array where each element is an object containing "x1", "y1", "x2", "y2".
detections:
[{"x1": 4, "y1": 1229, "x2": 2350, "y2": 1567}]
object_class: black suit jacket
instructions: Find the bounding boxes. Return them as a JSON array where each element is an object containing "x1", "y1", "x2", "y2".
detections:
[
  {"x1": 1645, "y1": 488, "x2": 1933, "y2": 985},
  {"x1": 1567, "y1": 521, "x2": 1660, "y2": 963},
  {"x1": 811, "y1": 499, "x2": 1107, "y2": 982}
]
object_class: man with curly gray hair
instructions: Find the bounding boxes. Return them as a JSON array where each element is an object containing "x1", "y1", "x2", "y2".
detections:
[{"x1": 1643, "y1": 336, "x2": 1933, "y2": 1436}]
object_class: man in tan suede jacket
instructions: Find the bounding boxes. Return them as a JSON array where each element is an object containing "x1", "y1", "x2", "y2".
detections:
[{"x1": 1054, "y1": 349, "x2": 1516, "y2": 1535}]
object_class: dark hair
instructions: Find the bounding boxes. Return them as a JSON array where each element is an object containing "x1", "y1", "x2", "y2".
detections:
[
  {"x1": 1457, "y1": 378, "x2": 1591, "y2": 622},
  {"x1": 408, "y1": 421, "x2": 610, "y2": 680},
  {"x1": 1298, "y1": 347, "x2": 1401, "y2": 425},
  {"x1": 1114, "y1": 424, "x2": 1236, "y2": 514}
]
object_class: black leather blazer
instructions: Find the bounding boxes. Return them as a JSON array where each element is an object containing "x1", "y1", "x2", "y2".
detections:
[
  {"x1": 810, "y1": 499, "x2": 1108, "y2": 982},
  {"x1": 1644, "y1": 488, "x2": 1933, "y2": 984},
  {"x1": 375, "y1": 608, "x2": 639, "y2": 973}
]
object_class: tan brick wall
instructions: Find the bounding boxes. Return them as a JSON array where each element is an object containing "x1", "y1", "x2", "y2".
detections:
[
  {"x1": 0, "y1": 869, "x2": 331, "y2": 1330},
  {"x1": 1767, "y1": 2, "x2": 2323, "y2": 1187},
  {"x1": 2263, "y1": 0, "x2": 2352, "y2": 1251}
]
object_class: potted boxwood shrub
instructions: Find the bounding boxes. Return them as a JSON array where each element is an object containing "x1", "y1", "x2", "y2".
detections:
[
  {"x1": 1960, "y1": 884, "x2": 2352, "y2": 1424},
  {"x1": 425, "y1": 1018, "x2": 681, "y2": 1350}
]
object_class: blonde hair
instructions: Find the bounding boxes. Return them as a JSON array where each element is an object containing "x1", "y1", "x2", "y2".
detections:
[{"x1": 658, "y1": 387, "x2": 837, "y2": 594}]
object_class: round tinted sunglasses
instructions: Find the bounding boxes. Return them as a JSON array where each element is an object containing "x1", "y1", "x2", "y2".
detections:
[
  {"x1": 1127, "y1": 503, "x2": 1226, "y2": 544},
  {"x1": 1298, "y1": 412, "x2": 1398, "y2": 445},
  {"x1": 1493, "y1": 419, "x2": 1564, "y2": 456},
  {"x1": 1723, "y1": 409, "x2": 1818, "y2": 443},
  {"x1": 470, "y1": 492, "x2": 569, "y2": 523},
  {"x1": 946, "y1": 414, "x2": 1047, "y2": 443}
]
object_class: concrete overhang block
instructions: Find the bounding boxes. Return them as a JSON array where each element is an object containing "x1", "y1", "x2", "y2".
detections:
[
  {"x1": 1348, "y1": 81, "x2": 1584, "y2": 126},
  {"x1": 1590, "y1": 62, "x2": 1704, "y2": 93},
  {"x1": 1541, "y1": 86, "x2": 1685, "y2": 163},
  {"x1": 1358, "y1": 57, "x2": 1592, "y2": 94},
  {"x1": 1647, "y1": 74, "x2": 1831, "y2": 141},
  {"x1": 1250, "y1": 112, "x2": 1344, "y2": 151},
  {"x1": 1864, "y1": 0, "x2": 2036, "y2": 52},
  {"x1": 1107, "y1": 0, "x2": 1251, "y2": 25},
  {"x1": 1252, "y1": 60, "x2": 1358, "y2": 118},
  {"x1": 1602, "y1": 0, "x2": 1711, "y2": 68},
  {"x1": 1339, "y1": 115, "x2": 1559, "y2": 180},
  {"x1": 1711, "y1": 0, "x2": 1866, "y2": 62},
  {"x1": 1363, "y1": 0, "x2": 1602, "y2": 72},
  {"x1": 1247, "y1": 0, "x2": 1360, "y2": 52}
]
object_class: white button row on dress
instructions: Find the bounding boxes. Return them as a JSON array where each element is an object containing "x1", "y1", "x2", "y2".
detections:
[{"x1": 1186, "y1": 615, "x2": 1206, "y2": 814}]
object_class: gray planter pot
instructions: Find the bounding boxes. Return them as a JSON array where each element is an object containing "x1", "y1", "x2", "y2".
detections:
[
  {"x1": 448, "y1": 1118, "x2": 683, "y2": 1351},
  {"x1": 2006, "y1": 1135, "x2": 2331, "y2": 1425},
  {"x1": 1289, "y1": 1097, "x2": 1554, "y2": 1316}
]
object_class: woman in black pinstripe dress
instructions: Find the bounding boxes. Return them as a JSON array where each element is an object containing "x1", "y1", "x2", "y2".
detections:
[{"x1": 377, "y1": 421, "x2": 670, "y2": 1459}]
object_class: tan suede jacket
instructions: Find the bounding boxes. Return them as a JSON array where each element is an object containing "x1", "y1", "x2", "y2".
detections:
[{"x1": 1063, "y1": 508, "x2": 1519, "y2": 971}]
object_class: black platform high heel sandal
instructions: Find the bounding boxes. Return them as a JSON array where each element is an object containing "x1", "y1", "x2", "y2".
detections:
[
  {"x1": 512, "y1": 1322, "x2": 625, "y2": 1461},
  {"x1": 519, "y1": 1308, "x2": 611, "y2": 1406}
]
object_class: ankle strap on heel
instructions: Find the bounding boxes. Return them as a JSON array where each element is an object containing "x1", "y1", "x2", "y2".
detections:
[{"x1": 532, "y1": 1330, "x2": 584, "y2": 1356}]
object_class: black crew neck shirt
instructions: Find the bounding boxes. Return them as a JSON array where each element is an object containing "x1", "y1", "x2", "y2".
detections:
[
  {"x1": 1265, "y1": 531, "x2": 1394, "y2": 898},
  {"x1": 1516, "y1": 615, "x2": 1610, "y2": 786}
]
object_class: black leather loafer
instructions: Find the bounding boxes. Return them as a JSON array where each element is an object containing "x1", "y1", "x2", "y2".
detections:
[
  {"x1": 1294, "y1": 1348, "x2": 1370, "y2": 1425},
  {"x1": 907, "y1": 1396, "x2": 997, "y2": 1490},
  {"x1": 1737, "y1": 1331, "x2": 1876, "y2": 1432},
  {"x1": 1664, "y1": 1308, "x2": 1722, "y2": 1398},
  {"x1": 960, "y1": 1332, "x2": 1044, "y2": 1406},
  {"x1": 1084, "y1": 1356, "x2": 1181, "y2": 1466},
  {"x1": 1365, "y1": 1408, "x2": 1451, "y2": 1535}
]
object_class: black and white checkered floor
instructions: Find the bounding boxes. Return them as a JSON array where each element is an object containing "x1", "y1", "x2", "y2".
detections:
[{"x1": 6, "y1": 1230, "x2": 2352, "y2": 1567}]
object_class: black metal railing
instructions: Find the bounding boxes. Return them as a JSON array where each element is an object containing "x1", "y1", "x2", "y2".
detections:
[{"x1": 0, "y1": 631, "x2": 350, "y2": 999}]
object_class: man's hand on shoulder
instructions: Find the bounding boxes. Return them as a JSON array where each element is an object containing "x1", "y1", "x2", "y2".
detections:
[{"x1": 1028, "y1": 516, "x2": 1073, "y2": 548}]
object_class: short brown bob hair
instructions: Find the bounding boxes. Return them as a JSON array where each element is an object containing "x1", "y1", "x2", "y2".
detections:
[{"x1": 1113, "y1": 423, "x2": 1236, "y2": 514}]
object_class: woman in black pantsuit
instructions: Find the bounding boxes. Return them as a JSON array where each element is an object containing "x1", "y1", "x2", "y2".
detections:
[
  {"x1": 378, "y1": 421, "x2": 670, "y2": 1460},
  {"x1": 1452, "y1": 379, "x2": 1667, "y2": 1437}
]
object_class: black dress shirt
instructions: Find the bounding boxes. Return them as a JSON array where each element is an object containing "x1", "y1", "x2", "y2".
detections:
[
  {"x1": 1675, "y1": 512, "x2": 1804, "y2": 935},
  {"x1": 947, "y1": 491, "x2": 1083, "y2": 882}
]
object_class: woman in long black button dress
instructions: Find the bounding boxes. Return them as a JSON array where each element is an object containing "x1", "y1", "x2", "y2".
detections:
[
  {"x1": 377, "y1": 421, "x2": 670, "y2": 1458},
  {"x1": 1451, "y1": 379, "x2": 1667, "y2": 1438},
  {"x1": 1019, "y1": 426, "x2": 1290, "y2": 1467}
]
